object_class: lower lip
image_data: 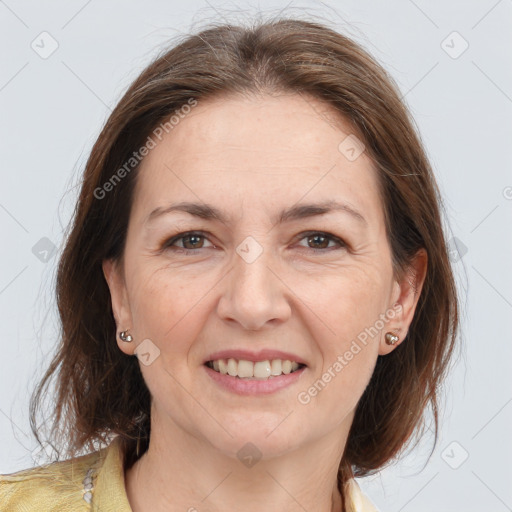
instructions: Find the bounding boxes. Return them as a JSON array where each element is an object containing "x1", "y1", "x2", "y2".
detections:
[{"x1": 203, "y1": 364, "x2": 306, "y2": 395}]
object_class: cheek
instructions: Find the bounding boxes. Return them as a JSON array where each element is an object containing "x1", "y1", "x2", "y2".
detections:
[
  {"x1": 299, "y1": 278, "x2": 382, "y2": 418},
  {"x1": 306, "y1": 264, "x2": 390, "y2": 346},
  {"x1": 299, "y1": 266, "x2": 387, "y2": 401},
  {"x1": 305, "y1": 347, "x2": 377, "y2": 422},
  {"x1": 128, "y1": 265, "x2": 212, "y2": 360}
]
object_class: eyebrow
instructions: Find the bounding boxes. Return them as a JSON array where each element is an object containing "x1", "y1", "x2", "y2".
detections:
[{"x1": 145, "y1": 199, "x2": 367, "y2": 226}]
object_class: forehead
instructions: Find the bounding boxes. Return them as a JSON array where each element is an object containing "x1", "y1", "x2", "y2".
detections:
[{"x1": 132, "y1": 93, "x2": 382, "y2": 225}]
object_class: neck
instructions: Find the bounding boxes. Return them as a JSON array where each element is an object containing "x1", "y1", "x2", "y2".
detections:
[{"x1": 124, "y1": 411, "x2": 351, "y2": 512}]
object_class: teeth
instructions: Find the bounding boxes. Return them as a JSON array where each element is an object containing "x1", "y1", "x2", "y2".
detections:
[
  {"x1": 208, "y1": 358, "x2": 302, "y2": 379},
  {"x1": 271, "y1": 359, "x2": 282, "y2": 376},
  {"x1": 254, "y1": 361, "x2": 271, "y2": 379},
  {"x1": 218, "y1": 359, "x2": 228, "y2": 374},
  {"x1": 227, "y1": 358, "x2": 238, "y2": 377},
  {"x1": 238, "y1": 359, "x2": 255, "y2": 378}
]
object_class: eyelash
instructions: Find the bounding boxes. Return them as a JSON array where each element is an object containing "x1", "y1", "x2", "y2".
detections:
[{"x1": 160, "y1": 230, "x2": 346, "y2": 254}]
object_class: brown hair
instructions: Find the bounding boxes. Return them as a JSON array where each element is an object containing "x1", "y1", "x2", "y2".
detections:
[{"x1": 30, "y1": 15, "x2": 459, "y2": 503}]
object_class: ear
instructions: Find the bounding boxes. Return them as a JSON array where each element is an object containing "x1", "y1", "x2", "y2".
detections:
[
  {"x1": 379, "y1": 248, "x2": 428, "y2": 355},
  {"x1": 102, "y1": 258, "x2": 136, "y2": 356}
]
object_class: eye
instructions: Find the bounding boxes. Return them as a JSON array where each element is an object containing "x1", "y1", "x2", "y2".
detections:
[
  {"x1": 162, "y1": 231, "x2": 214, "y2": 253},
  {"x1": 160, "y1": 230, "x2": 346, "y2": 255},
  {"x1": 296, "y1": 231, "x2": 346, "y2": 252}
]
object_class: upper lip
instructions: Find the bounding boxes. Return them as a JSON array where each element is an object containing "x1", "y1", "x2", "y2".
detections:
[{"x1": 204, "y1": 349, "x2": 308, "y2": 366}]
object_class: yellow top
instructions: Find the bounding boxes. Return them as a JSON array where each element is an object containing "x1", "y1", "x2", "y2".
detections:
[{"x1": 0, "y1": 437, "x2": 378, "y2": 511}]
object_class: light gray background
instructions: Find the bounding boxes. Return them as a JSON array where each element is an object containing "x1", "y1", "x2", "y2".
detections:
[{"x1": 1, "y1": 1, "x2": 511, "y2": 511}]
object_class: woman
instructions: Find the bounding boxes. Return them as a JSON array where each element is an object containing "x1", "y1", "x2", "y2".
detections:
[{"x1": 0, "y1": 16, "x2": 459, "y2": 512}]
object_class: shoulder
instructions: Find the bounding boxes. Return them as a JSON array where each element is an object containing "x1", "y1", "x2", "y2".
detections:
[
  {"x1": 345, "y1": 478, "x2": 380, "y2": 512},
  {"x1": 0, "y1": 445, "x2": 106, "y2": 512}
]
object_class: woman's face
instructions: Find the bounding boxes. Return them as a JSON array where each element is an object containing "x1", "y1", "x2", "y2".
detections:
[{"x1": 103, "y1": 93, "x2": 424, "y2": 459}]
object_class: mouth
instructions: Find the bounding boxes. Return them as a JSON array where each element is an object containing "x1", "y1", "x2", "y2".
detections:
[{"x1": 205, "y1": 358, "x2": 307, "y2": 380}]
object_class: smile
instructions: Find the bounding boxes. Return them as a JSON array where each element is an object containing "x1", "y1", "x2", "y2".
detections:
[{"x1": 205, "y1": 358, "x2": 305, "y2": 380}]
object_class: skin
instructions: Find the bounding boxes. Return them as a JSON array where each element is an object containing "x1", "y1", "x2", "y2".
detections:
[{"x1": 103, "y1": 92, "x2": 427, "y2": 512}]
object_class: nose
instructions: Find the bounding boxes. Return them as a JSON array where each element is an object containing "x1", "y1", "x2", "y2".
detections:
[{"x1": 216, "y1": 242, "x2": 291, "y2": 331}]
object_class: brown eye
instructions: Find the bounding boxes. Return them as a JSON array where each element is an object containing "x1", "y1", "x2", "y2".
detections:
[
  {"x1": 307, "y1": 234, "x2": 330, "y2": 249},
  {"x1": 297, "y1": 232, "x2": 346, "y2": 251},
  {"x1": 180, "y1": 234, "x2": 205, "y2": 249},
  {"x1": 162, "y1": 231, "x2": 214, "y2": 252}
]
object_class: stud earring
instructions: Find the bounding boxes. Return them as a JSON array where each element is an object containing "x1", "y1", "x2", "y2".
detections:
[
  {"x1": 385, "y1": 332, "x2": 399, "y2": 345},
  {"x1": 119, "y1": 330, "x2": 133, "y2": 342}
]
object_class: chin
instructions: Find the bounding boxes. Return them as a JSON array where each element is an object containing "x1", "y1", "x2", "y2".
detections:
[{"x1": 206, "y1": 419, "x2": 306, "y2": 459}]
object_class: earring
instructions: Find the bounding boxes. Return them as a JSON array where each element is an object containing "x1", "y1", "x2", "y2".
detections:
[
  {"x1": 385, "y1": 332, "x2": 399, "y2": 345},
  {"x1": 119, "y1": 330, "x2": 133, "y2": 342}
]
